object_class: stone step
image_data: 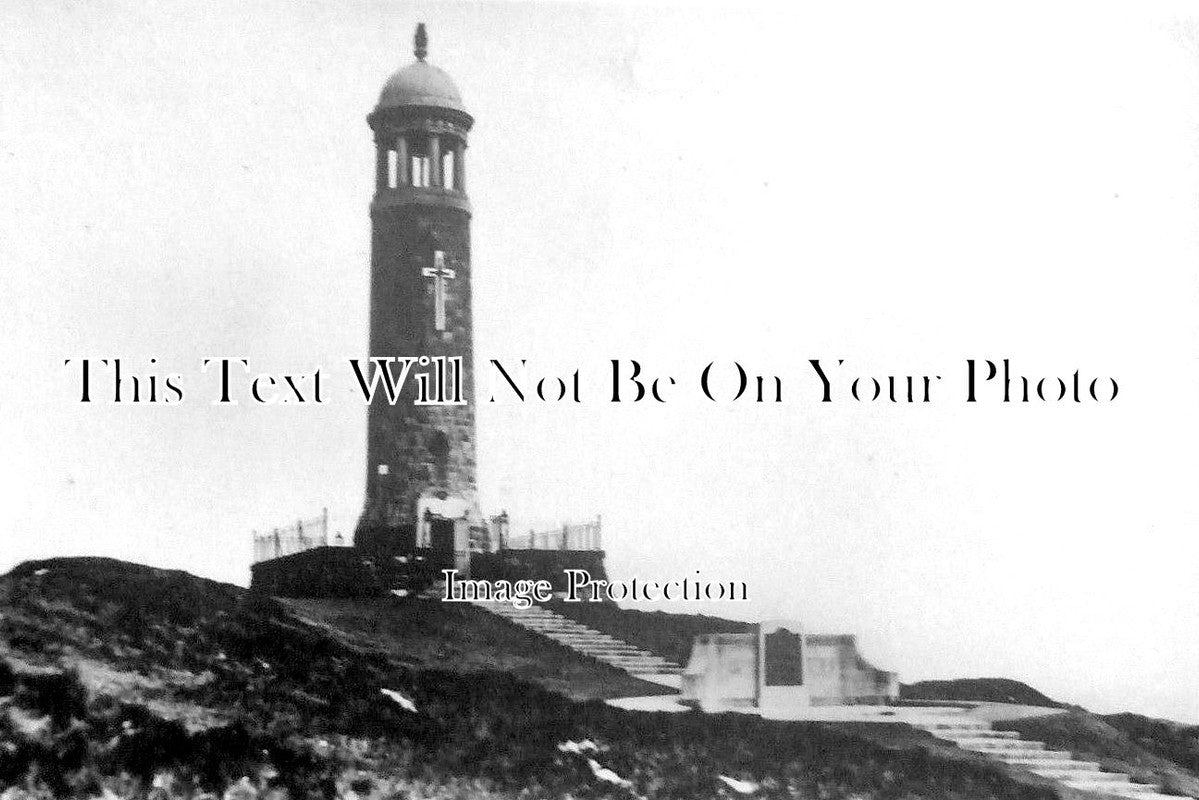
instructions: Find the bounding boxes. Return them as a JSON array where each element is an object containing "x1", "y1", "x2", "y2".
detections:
[
  {"x1": 987, "y1": 748, "x2": 1070, "y2": 759},
  {"x1": 521, "y1": 628, "x2": 617, "y2": 641},
  {"x1": 475, "y1": 609, "x2": 556, "y2": 619},
  {"x1": 589, "y1": 653, "x2": 678, "y2": 665},
  {"x1": 580, "y1": 647, "x2": 666, "y2": 662},
  {"x1": 1063, "y1": 781, "x2": 1171, "y2": 798},
  {"x1": 963, "y1": 748, "x2": 1069, "y2": 762},
  {"x1": 518, "y1": 624, "x2": 611, "y2": 636},
  {"x1": 577, "y1": 653, "x2": 660, "y2": 662},
  {"x1": 919, "y1": 721, "x2": 992, "y2": 731},
  {"x1": 577, "y1": 651, "x2": 666, "y2": 661},
  {"x1": 536, "y1": 633, "x2": 649, "y2": 650},
  {"x1": 484, "y1": 604, "x2": 553, "y2": 611},
  {"x1": 598, "y1": 659, "x2": 678, "y2": 669},
  {"x1": 544, "y1": 638, "x2": 639, "y2": 650},
  {"x1": 549, "y1": 638, "x2": 652, "y2": 652},
  {"x1": 999, "y1": 758, "x2": 1101, "y2": 771},
  {"x1": 515, "y1": 618, "x2": 604, "y2": 633},
  {"x1": 543, "y1": 638, "x2": 641, "y2": 651},
  {"x1": 594, "y1": 655, "x2": 676, "y2": 665},
  {"x1": 938, "y1": 730, "x2": 1022, "y2": 740},
  {"x1": 921, "y1": 725, "x2": 992, "y2": 733},
  {"x1": 1031, "y1": 769, "x2": 1128, "y2": 782},
  {"x1": 1064, "y1": 781, "x2": 1159, "y2": 791},
  {"x1": 977, "y1": 749, "x2": 1071, "y2": 761},
  {"x1": 544, "y1": 637, "x2": 645, "y2": 650},
  {"x1": 955, "y1": 738, "x2": 1047, "y2": 751},
  {"x1": 520, "y1": 626, "x2": 612, "y2": 637},
  {"x1": 520, "y1": 627, "x2": 650, "y2": 647},
  {"x1": 534, "y1": 628, "x2": 620, "y2": 638},
  {"x1": 495, "y1": 609, "x2": 571, "y2": 615}
]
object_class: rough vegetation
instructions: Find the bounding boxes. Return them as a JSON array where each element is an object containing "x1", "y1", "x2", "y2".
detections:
[
  {"x1": 1100, "y1": 714, "x2": 1199, "y2": 777},
  {"x1": 899, "y1": 680, "x2": 1063, "y2": 709},
  {"x1": 278, "y1": 598, "x2": 671, "y2": 702},
  {"x1": 0, "y1": 557, "x2": 1169, "y2": 800}
]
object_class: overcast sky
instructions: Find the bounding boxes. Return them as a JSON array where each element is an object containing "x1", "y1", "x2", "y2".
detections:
[{"x1": 3, "y1": 0, "x2": 1199, "y2": 723}]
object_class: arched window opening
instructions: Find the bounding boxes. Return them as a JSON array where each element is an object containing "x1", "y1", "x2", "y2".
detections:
[
  {"x1": 442, "y1": 149, "x2": 455, "y2": 191},
  {"x1": 409, "y1": 136, "x2": 432, "y2": 188},
  {"x1": 387, "y1": 149, "x2": 398, "y2": 189}
]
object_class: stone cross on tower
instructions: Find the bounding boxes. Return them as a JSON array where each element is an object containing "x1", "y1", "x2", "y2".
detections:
[{"x1": 422, "y1": 250, "x2": 456, "y2": 332}]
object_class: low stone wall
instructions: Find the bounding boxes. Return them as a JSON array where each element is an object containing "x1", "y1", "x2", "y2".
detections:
[
  {"x1": 804, "y1": 634, "x2": 898, "y2": 706},
  {"x1": 249, "y1": 546, "x2": 443, "y2": 598},
  {"x1": 250, "y1": 546, "x2": 607, "y2": 598},
  {"x1": 680, "y1": 633, "x2": 758, "y2": 710},
  {"x1": 470, "y1": 550, "x2": 608, "y2": 592}
]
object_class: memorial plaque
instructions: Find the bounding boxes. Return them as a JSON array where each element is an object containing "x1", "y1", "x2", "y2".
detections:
[{"x1": 762, "y1": 626, "x2": 804, "y2": 687}]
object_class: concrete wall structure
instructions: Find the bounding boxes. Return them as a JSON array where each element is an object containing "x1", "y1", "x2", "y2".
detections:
[
  {"x1": 680, "y1": 623, "x2": 899, "y2": 712},
  {"x1": 680, "y1": 633, "x2": 759, "y2": 710},
  {"x1": 804, "y1": 634, "x2": 899, "y2": 705}
]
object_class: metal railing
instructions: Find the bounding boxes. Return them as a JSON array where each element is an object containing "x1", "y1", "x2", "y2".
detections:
[
  {"x1": 503, "y1": 515, "x2": 602, "y2": 551},
  {"x1": 252, "y1": 508, "x2": 333, "y2": 563}
]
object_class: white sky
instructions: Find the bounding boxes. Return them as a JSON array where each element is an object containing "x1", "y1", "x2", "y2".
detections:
[{"x1": 3, "y1": 1, "x2": 1199, "y2": 723}]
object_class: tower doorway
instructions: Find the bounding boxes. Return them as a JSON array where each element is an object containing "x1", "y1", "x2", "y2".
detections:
[{"x1": 429, "y1": 518, "x2": 455, "y2": 568}]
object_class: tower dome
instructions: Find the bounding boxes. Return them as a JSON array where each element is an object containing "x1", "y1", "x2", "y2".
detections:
[{"x1": 376, "y1": 24, "x2": 466, "y2": 113}]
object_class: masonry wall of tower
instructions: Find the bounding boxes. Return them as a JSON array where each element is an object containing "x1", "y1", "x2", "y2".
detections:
[{"x1": 360, "y1": 201, "x2": 477, "y2": 528}]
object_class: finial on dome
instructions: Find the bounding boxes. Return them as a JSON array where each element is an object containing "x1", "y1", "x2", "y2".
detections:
[{"x1": 414, "y1": 23, "x2": 428, "y2": 61}]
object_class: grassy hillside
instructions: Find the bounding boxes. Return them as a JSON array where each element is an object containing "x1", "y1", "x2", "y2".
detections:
[
  {"x1": 280, "y1": 597, "x2": 670, "y2": 701},
  {"x1": 1102, "y1": 713, "x2": 1199, "y2": 775},
  {"x1": 900, "y1": 679, "x2": 1064, "y2": 708},
  {"x1": 0, "y1": 557, "x2": 1064, "y2": 800}
]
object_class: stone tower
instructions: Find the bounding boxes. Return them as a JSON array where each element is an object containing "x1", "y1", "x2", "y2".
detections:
[{"x1": 356, "y1": 24, "x2": 479, "y2": 573}]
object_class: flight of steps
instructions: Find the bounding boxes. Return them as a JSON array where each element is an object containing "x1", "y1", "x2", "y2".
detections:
[
  {"x1": 916, "y1": 719, "x2": 1177, "y2": 800},
  {"x1": 471, "y1": 600, "x2": 684, "y2": 675}
]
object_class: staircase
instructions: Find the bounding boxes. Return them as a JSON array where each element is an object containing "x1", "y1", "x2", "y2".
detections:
[
  {"x1": 916, "y1": 719, "x2": 1177, "y2": 800},
  {"x1": 471, "y1": 600, "x2": 684, "y2": 676}
]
